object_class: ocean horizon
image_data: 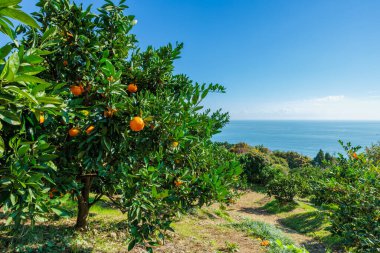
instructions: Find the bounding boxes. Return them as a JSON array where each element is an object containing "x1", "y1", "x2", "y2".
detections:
[{"x1": 212, "y1": 120, "x2": 380, "y2": 157}]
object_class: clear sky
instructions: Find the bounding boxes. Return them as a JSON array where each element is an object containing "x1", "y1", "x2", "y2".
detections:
[{"x1": 15, "y1": 0, "x2": 380, "y2": 120}]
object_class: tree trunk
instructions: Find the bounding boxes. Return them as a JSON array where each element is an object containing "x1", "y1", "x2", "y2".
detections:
[{"x1": 75, "y1": 175, "x2": 94, "y2": 230}]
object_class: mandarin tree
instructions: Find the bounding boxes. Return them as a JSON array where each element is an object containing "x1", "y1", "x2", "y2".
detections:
[
  {"x1": 22, "y1": 0, "x2": 242, "y2": 250},
  {"x1": 0, "y1": 0, "x2": 64, "y2": 227}
]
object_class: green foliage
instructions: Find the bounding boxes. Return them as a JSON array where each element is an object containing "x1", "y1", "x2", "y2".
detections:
[
  {"x1": 268, "y1": 239, "x2": 309, "y2": 253},
  {"x1": 273, "y1": 150, "x2": 311, "y2": 169},
  {"x1": 0, "y1": 0, "x2": 64, "y2": 228},
  {"x1": 266, "y1": 174, "x2": 300, "y2": 203},
  {"x1": 0, "y1": 0, "x2": 40, "y2": 39},
  {"x1": 366, "y1": 142, "x2": 380, "y2": 165},
  {"x1": 228, "y1": 219, "x2": 293, "y2": 245},
  {"x1": 311, "y1": 142, "x2": 380, "y2": 252},
  {"x1": 237, "y1": 144, "x2": 289, "y2": 185},
  {"x1": 228, "y1": 219, "x2": 309, "y2": 252},
  {"x1": 1, "y1": 0, "x2": 243, "y2": 250}
]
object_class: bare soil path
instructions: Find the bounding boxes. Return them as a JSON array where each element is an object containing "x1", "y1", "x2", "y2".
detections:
[{"x1": 224, "y1": 191, "x2": 327, "y2": 253}]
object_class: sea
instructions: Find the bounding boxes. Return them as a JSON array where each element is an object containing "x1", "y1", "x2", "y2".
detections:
[{"x1": 212, "y1": 120, "x2": 380, "y2": 157}]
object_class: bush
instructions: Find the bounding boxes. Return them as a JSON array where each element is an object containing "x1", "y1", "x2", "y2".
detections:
[
  {"x1": 239, "y1": 148, "x2": 289, "y2": 185},
  {"x1": 266, "y1": 174, "x2": 300, "y2": 203},
  {"x1": 312, "y1": 142, "x2": 380, "y2": 252},
  {"x1": 273, "y1": 151, "x2": 311, "y2": 169}
]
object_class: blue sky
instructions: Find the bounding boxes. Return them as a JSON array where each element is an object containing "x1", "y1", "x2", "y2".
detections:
[{"x1": 16, "y1": 0, "x2": 380, "y2": 119}]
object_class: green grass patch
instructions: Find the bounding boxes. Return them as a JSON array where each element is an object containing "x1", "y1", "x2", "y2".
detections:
[
  {"x1": 226, "y1": 219, "x2": 294, "y2": 245},
  {"x1": 214, "y1": 209, "x2": 234, "y2": 222},
  {"x1": 262, "y1": 199, "x2": 299, "y2": 214}
]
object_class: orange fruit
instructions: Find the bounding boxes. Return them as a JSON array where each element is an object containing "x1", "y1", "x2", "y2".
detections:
[
  {"x1": 352, "y1": 152, "x2": 358, "y2": 159},
  {"x1": 85, "y1": 125, "x2": 95, "y2": 135},
  {"x1": 174, "y1": 179, "x2": 183, "y2": 187},
  {"x1": 260, "y1": 240, "x2": 270, "y2": 247},
  {"x1": 172, "y1": 141, "x2": 179, "y2": 148},
  {"x1": 69, "y1": 127, "x2": 80, "y2": 137},
  {"x1": 70, "y1": 85, "x2": 83, "y2": 96},
  {"x1": 130, "y1": 116, "x2": 144, "y2": 131},
  {"x1": 39, "y1": 114, "x2": 45, "y2": 124},
  {"x1": 63, "y1": 60, "x2": 68, "y2": 66},
  {"x1": 128, "y1": 83, "x2": 138, "y2": 93}
]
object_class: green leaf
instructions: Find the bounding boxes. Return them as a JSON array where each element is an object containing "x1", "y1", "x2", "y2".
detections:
[
  {"x1": 4, "y1": 85, "x2": 39, "y2": 104},
  {"x1": 40, "y1": 26, "x2": 57, "y2": 44},
  {"x1": 14, "y1": 75, "x2": 50, "y2": 85},
  {"x1": 0, "y1": 135, "x2": 4, "y2": 157},
  {"x1": 0, "y1": 0, "x2": 21, "y2": 8},
  {"x1": 0, "y1": 109, "x2": 20, "y2": 125},
  {"x1": 36, "y1": 96, "x2": 63, "y2": 105},
  {"x1": 0, "y1": 7, "x2": 40, "y2": 29},
  {"x1": 23, "y1": 54, "x2": 44, "y2": 64},
  {"x1": 10, "y1": 193, "x2": 16, "y2": 205},
  {"x1": 0, "y1": 44, "x2": 12, "y2": 59},
  {"x1": 0, "y1": 18, "x2": 15, "y2": 39},
  {"x1": 1, "y1": 51, "x2": 19, "y2": 81},
  {"x1": 51, "y1": 207, "x2": 70, "y2": 217},
  {"x1": 128, "y1": 239, "x2": 136, "y2": 251},
  {"x1": 18, "y1": 65, "x2": 45, "y2": 75}
]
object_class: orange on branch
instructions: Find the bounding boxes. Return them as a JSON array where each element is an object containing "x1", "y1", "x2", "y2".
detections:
[
  {"x1": 174, "y1": 179, "x2": 183, "y2": 187},
  {"x1": 39, "y1": 114, "x2": 45, "y2": 124},
  {"x1": 172, "y1": 141, "x2": 179, "y2": 148},
  {"x1": 85, "y1": 125, "x2": 95, "y2": 135},
  {"x1": 130, "y1": 116, "x2": 144, "y2": 131},
  {"x1": 70, "y1": 85, "x2": 83, "y2": 96},
  {"x1": 69, "y1": 127, "x2": 80, "y2": 137},
  {"x1": 128, "y1": 83, "x2": 138, "y2": 93},
  {"x1": 63, "y1": 60, "x2": 68, "y2": 66}
]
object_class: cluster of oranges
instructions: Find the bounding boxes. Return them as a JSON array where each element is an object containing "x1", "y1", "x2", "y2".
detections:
[{"x1": 68, "y1": 82, "x2": 145, "y2": 137}]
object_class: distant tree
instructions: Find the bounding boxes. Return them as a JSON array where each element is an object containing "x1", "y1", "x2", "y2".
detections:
[
  {"x1": 273, "y1": 151, "x2": 311, "y2": 169},
  {"x1": 324, "y1": 152, "x2": 335, "y2": 164},
  {"x1": 313, "y1": 149, "x2": 325, "y2": 167}
]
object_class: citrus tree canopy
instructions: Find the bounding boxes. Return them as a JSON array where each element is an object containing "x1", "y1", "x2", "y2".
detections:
[{"x1": 1, "y1": 0, "x2": 241, "y2": 250}]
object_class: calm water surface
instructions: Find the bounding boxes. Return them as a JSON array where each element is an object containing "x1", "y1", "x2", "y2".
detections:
[{"x1": 212, "y1": 120, "x2": 380, "y2": 157}]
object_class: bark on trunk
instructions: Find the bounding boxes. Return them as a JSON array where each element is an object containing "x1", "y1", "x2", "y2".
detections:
[{"x1": 75, "y1": 176, "x2": 93, "y2": 230}]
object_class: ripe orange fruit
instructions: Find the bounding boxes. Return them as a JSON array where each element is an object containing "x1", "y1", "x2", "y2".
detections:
[
  {"x1": 260, "y1": 240, "x2": 270, "y2": 247},
  {"x1": 85, "y1": 125, "x2": 95, "y2": 135},
  {"x1": 39, "y1": 114, "x2": 45, "y2": 124},
  {"x1": 352, "y1": 152, "x2": 358, "y2": 159},
  {"x1": 130, "y1": 116, "x2": 144, "y2": 131},
  {"x1": 69, "y1": 127, "x2": 80, "y2": 137},
  {"x1": 63, "y1": 60, "x2": 68, "y2": 66},
  {"x1": 127, "y1": 83, "x2": 138, "y2": 93},
  {"x1": 70, "y1": 85, "x2": 83, "y2": 96},
  {"x1": 174, "y1": 179, "x2": 183, "y2": 187},
  {"x1": 172, "y1": 141, "x2": 179, "y2": 148}
]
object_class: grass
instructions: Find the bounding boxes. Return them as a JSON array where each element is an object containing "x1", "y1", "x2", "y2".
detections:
[{"x1": 227, "y1": 219, "x2": 294, "y2": 245}]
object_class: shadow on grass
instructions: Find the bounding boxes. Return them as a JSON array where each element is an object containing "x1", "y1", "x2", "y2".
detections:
[
  {"x1": 279, "y1": 211, "x2": 326, "y2": 234},
  {"x1": 0, "y1": 223, "x2": 93, "y2": 253},
  {"x1": 262, "y1": 199, "x2": 298, "y2": 214}
]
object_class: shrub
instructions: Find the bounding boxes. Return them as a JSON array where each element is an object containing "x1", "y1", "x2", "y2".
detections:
[
  {"x1": 273, "y1": 151, "x2": 311, "y2": 169},
  {"x1": 312, "y1": 142, "x2": 380, "y2": 252},
  {"x1": 266, "y1": 174, "x2": 300, "y2": 203}
]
